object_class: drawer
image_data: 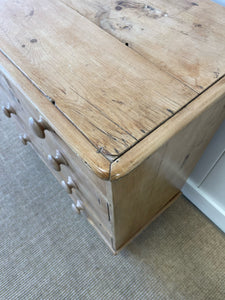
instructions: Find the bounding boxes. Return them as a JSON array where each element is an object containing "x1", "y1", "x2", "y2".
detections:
[
  {"x1": 0, "y1": 70, "x2": 113, "y2": 243},
  {"x1": 32, "y1": 136, "x2": 113, "y2": 241},
  {"x1": 33, "y1": 131, "x2": 112, "y2": 233},
  {"x1": 0, "y1": 70, "x2": 109, "y2": 195}
]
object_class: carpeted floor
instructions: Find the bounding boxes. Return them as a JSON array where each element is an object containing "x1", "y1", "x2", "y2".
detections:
[{"x1": 0, "y1": 113, "x2": 225, "y2": 300}]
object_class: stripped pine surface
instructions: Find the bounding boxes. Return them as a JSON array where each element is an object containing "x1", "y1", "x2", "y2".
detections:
[
  {"x1": 0, "y1": 52, "x2": 111, "y2": 179},
  {"x1": 60, "y1": 0, "x2": 225, "y2": 92},
  {"x1": 0, "y1": 0, "x2": 196, "y2": 159},
  {"x1": 111, "y1": 77, "x2": 225, "y2": 249},
  {"x1": 1, "y1": 0, "x2": 225, "y2": 251}
]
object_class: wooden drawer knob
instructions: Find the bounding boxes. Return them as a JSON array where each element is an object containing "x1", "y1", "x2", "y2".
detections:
[
  {"x1": 48, "y1": 150, "x2": 67, "y2": 171},
  {"x1": 2, "y1": 104, "x2": 16, "y2": 118},
  {"x1": 19, "y1": 134, "x2": 30, "y2": 145},
  {"x1": 29, "y1": 116, "x2": 47, "y2": 139},
  {"x1": 72, "y1": 200, "x2": 84, "y2": 214},
  {"x1": 61, "y1": 176, "x2": 78, "y2": 194}
]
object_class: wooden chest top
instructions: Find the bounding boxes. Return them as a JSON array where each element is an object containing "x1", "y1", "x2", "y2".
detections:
[{"x1": 1, "y1": 0, "x2": 225, "y2": 179}]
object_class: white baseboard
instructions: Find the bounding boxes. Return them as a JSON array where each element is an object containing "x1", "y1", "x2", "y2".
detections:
[{"x1": 182, "y1": 179, "x2": 225, "y2": 233}]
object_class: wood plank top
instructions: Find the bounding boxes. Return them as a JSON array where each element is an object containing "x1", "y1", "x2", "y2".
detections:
[
  {"x1": 0, "y1": 0, "x2": 196, "y2": 158},
  {"x1": 0, "y1": 53, "x2": 111, "y2": 180},
  {"x1": 60, "y1": 0, "x2": 225, "y2": 92},
  {"x1": 111, "y1": 76, "x2": 225, "y2": 179},
  {"x1": 0, "y1": 0, "x2": 225, "y2": 179}
]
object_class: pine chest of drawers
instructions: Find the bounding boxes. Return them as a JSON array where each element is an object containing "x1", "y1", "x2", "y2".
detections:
[{"x1": 1, "y1": 0, "x2": 225, "y2": 253}]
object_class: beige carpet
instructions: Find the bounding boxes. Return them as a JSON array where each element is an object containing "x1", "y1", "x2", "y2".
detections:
[{"x1": 0, "y1": 113, "x2": 225, "y2": 300}]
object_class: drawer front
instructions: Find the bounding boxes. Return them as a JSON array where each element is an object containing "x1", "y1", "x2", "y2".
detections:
[
  {"x1": 32, "y1": 131, "x2": 112, "y2": 234},
  {"x1": 0, "y1": 70, "x2": 109, "y2": 196},
  {"x1": 0, "y1": 70, "x2": 113, "y2": 244}
]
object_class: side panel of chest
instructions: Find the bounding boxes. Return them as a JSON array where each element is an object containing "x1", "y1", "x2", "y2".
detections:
[{"x1": 111, "y1": 78, "x2": 225, "y2": 250}]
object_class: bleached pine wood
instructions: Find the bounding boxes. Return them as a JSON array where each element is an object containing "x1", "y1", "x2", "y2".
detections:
[
  {"x1": 0, "y1": 53, "x2": 110, "y2": 181},
  {"x1": 0, "y1": 0, "x2": 196, "y2": 158},
  {"x1": 1, "y1": 0, "x2": 225, "y2": 252},
  {"x1": 0, "y1": 53, "x2": 115, "y2": 248},
  {"x1": 111, "y1": 77, "x2": 225, "y2": 249},
  {"x1": 60, "y1": 0, "x2": 225, "y2": 92}
]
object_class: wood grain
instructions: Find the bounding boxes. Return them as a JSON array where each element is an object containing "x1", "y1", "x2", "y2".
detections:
[
  {"x1": 111, "y1": 76, "x2": 225, "y2": 180},
  {"x1": 111, "y1": 77, "x2": 225, "y2": 249},
  {"x1": 0, "y1": 0, "x2": 196, "y2": 158},
  {"x1": 1, "y1": 0, "x2": 225, "y2": 252},
  {"x1": 60, "y1": 0, "x2": 225, "y2": 92},
  {"x1": 113, "y1": 192, "x2": 181, "y2": 253},
  {"x1": 0, "y1": 54, "x2": 115, "y2": 248},
  {"x1": 0, "y1": 52, "x2": 110, "y2": 180}
]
